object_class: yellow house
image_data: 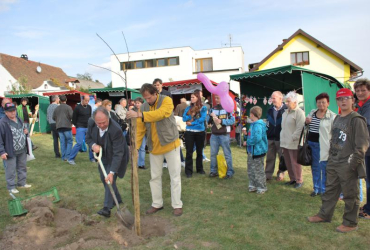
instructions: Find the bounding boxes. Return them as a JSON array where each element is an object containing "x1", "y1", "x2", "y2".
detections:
[{"x1": 249, "y1": 29, "x2": 363, "y2": 84}]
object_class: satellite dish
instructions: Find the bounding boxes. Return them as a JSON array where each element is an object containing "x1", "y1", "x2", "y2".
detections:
[{"x1": 36, "y1": 66, "x2": 42, "y2": 73}]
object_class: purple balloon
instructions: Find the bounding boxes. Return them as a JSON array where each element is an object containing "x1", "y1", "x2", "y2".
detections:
[{"x1": 197, "y1": 73, "x2": 234, "y2": 113}]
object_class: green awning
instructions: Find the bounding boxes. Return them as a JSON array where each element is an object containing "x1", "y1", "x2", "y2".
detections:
[
  {"x1": 5, "y1": 93, "x2": 49, "y2": 100},
  {"x1": 89, "y1": 87, "x2": 140, "y2": 93}
]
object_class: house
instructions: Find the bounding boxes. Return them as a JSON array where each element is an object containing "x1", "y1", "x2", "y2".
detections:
[
  {"x1": 111, "y1": 46, "x2": 244, "y2": 94},
  {"x1": 0, "y1": 53, "x2": 71, "y2": 96},
  {"x1": 249, "y1": 29, "x2": 363, "y2": 83},
  {"x1": 65, "y1": 78, "x2": 105, "y2": 90}
]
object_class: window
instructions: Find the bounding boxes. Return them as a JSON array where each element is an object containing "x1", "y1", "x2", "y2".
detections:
[
  {"x1": 44, "y1": 84, "x2": 48, "y2": 89},
  {"x1": 121, "y1": 56, "x2": 179, "y2": 70},
  {"x1": 196, "y1": 58, "x2": 213, "y2": 72},
  {"x1": 291, "y1": 52, "x2": 309, "y2": 66}
]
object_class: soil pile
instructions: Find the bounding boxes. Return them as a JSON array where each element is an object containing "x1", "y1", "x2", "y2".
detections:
[{"x1": 0, "y1": 197, "x2": 173, "y2": 250}]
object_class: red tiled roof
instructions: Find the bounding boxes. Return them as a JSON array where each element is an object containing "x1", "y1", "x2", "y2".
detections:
[
  {"x1": 0, "y1": 53, "x2": 70, "y2": 89},
  {"x1": 42, "y1": 90, "x2": 89, "y2": 96},
  {"x1": 162, "y1": 79, "x2": 218, "y2": 87}
]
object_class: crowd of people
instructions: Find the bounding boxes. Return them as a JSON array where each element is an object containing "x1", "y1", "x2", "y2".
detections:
[{"x1": 1, "y1": 77, "x2": 369, "y2": 233}]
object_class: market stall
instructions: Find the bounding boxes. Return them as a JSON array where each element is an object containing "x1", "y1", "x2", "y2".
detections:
[
  {"x1": 43, "y1": 90, "x2": 90, "y2": 110},
  {"x1": 89, "y1": 87, "x2": 142, "y2": 107},
  {"x1": 5, "y1": 93, "x2": 50, "y2": 133},
  {"x1": 230, "y1": 65, "x2": 343, "y2": 121}
]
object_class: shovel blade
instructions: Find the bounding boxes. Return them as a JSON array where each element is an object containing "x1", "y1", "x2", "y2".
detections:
[{"x1": 116, "y1": 205, "x2": 135, "y2": 229}]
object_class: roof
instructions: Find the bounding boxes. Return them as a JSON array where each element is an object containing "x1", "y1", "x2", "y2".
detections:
[
  {"x1": 231, "y1": 65, "x2": 343, "y2": 89},
  {"x1": 249, "y1": 29, "x2": 363, "y2": 73},
  {"x1": 88, "y1": 87, "x2": 140, "y2": 93},
  {"x1": 5, "y1": 93, "x2": 49, "y2": 100},
  {"x1": 162, "y1": 79, "x2": 218, "y2": 87},
  {"x1": 66, "y1": 77, "x2": 105, "y2": 89},
  {"x1": 0, "y1": 53, "x2": 70, "y2": 89},
  {"x1": 42, "y1": 90, "x2": 89, "y2": 96}
]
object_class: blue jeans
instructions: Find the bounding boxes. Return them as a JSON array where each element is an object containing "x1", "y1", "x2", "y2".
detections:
[
  {"x1": 58, "y1": 130, "x2": 73, "y2": 160},
  {"x1": 69, "y1": 127, "x2": 88, "y2": 161},
  {"x1": 308, "y1": 141, "x2": 327, "y2": 194},
  {"x1": 210, "y1": 134, "x2": 234, "y2": 176},
  {"x1": 138, "y1": 136, "x2": 146, "y2": 166}
]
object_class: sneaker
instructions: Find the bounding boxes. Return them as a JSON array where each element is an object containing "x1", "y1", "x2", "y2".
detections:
[
  {"x1": 90, "y1": 159, "x2": 96, "y2": 163},
  {"x1": 181, "y1": 161, "x2": 185, "y2": 167},
  {"x1": 256, "y1": 190, "x2": 266, "y2": 194},
  {"x1": 359, "y1": 212, "x2": 370, "y2": 219},
  {"x1": 209, "y1": 172, "x2": 219, "y2": 177},
  {"x1": 19, "y1": 184, "x2": 32, "y2": 188},
  {"x1": 203, "y1": 158, "x2": 210, "y2": 162},
  {"x1": 138, "y1": 166, "x2": 146, "y2": 169},
  {"x1": 294, "y1": 182, "x2": 303, "y2": 188},
  {"x1": 9, "y1": 188, "x2": 19, "y2": 194},
  {"x1": 163, "y1": 162, "x2": 168, "y2": 168},
  {"x1": 223, "y1": 175, "x2": 232, "y2": 179},
  {"x1": 310, "y1": 191, "x2": 318, "y2": 197},
  {"x1": 67, "y1": 160, "x2": 76, "y2": 165},
  {"x1": 249, "y1": 187, "x2": 257, "y2": 192}
]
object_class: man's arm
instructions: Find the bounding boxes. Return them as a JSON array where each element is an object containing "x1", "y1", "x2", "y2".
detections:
[
  {"x1": 143, "y1": 97, "x2": 174, "y2": 122},
  {"x1": 109, "y1": 127, "x2": 125, "y2": 174},
  {"x1": 72, "y1": 106, "x2": 78, "y2": 126},
  {"x1": 222, "y1": 112, "x2": 235, "y2": 126},
  {"x1": 350, "y1": 117, "x2": 369, "y2": 171}
]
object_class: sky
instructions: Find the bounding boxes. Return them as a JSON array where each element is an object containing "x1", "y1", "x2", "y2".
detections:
[{"x1": 1, "y1": 0, "x2": 369, "y2": 86}]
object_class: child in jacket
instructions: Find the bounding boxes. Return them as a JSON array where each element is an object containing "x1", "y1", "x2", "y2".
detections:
[{"x1": 247, "y1": 106, "x2": 268, "y2": 194}]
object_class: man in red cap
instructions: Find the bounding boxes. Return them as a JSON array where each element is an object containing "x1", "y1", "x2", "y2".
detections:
[{"x1": 308, "y1": 88, "x2": 369, "y2": 233}]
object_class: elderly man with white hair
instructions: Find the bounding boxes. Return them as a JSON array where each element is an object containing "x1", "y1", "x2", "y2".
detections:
[{"x1": 280, "y1": 91, "x2": 305, "y2": 188}]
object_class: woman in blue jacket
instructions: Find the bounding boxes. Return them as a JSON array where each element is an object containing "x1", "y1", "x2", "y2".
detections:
[{"x1": 183, "y1": 91, "x2": 207, "y2": 178}]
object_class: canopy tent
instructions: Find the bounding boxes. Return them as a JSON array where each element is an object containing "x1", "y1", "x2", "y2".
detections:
[
  {"x1": 43, "y1": 90, "x2": 90, "y2": 110},
  {"x1": 89, "y1": 87, "x2": 142, "y2": 107},
  {"x1": 230, "y1": 65, "x2": 343, "y2": 117},
  {"x1": 5, "y1": 93, "x2": 50, "y2": 133}
]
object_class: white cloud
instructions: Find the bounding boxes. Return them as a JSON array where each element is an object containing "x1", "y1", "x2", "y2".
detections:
[
  {"x1": 0, "y1": 0, "x2": 18, "y2": 12},
  {"x1": 14, "y1": 30, "x2": 48, "y2": 39}
]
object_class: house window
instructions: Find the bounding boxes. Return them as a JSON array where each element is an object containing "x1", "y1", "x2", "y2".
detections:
[
  {"x1": 169, "y1": 57, "x2": 179, "y2": 66},
  {"x1": 121, "y1": 56, "x2": 179, "y2": 70},
  {"x1": 157, "y1": 58, "x2": 167, "y2": 67},
  {"x1": 291, "y1": 52, "x2": 309, "y2": 66},
  {"x1": 44, "y1": 84, "x2": 48, "y2": 89},
  {"x1": 135, "y1": 61, "x2": 144, "y2": 69},
  {"x1": 145, "y1": 59, "x2": 154, "y2": 68},
  {"x1": 196, "y1": 58, "x2": 213, "y2": 72}
]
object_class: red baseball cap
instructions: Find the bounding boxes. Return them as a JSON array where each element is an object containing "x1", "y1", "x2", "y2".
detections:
[{"x1": 336, "y1": 88, "x2": 353, "y2": 98}]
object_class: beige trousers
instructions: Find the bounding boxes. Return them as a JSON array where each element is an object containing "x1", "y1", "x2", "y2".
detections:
[{"x1": 149, "y1": 146, "x2": 183, "y2": 209}]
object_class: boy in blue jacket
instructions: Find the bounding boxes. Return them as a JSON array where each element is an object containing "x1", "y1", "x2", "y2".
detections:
[{"x1": 247, "y1": 106, "x2": 268, "y2": 194}]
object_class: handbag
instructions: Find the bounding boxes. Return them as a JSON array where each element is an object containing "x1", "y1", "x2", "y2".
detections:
[
  {"x1": 278, "y1": 154, "x2": 287, "y2": 172},
  {"x1": 297, "y1": 125, "x2": 312, "y2": 166}
]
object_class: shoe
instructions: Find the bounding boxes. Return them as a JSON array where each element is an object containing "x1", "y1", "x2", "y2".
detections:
[
  {"x1": 310, "y1": 191, "x2": 318, "y2": 197},
  {"x1": 138, "y1": 166, "x2": 146, "y2": 169},
  {"x1": 257, "y1": 190, "x2": 266, "y2": 194},
  {"x1": 146, "y1": 206, "x2": 163, "y2": 215},
  {"x1": 97, "y1": 207, "x2": 111, "y2": 217},
  {"x1": 209, "y1": 172, "x2": 219, "y2": 177},
  {"x1": 173, "y1": 208, "x2": 183, "y2": 216},
  {"x1": 249, "y1": 187, "x2": 257, "y2": 192},
  {"x1": 90, "y1": 159, "x2": 96, "y2": 163},
  {"x1": 9, "y1": 188, "x2": 19, "y2": 194},
  {"x1": 203, "y1": 158, "x2": 210, "y2": 162},
  {"x1": 55, "y1": 155, "x2": 61, "y2": 158},
  {"x1": 181, "y1": 161, "x2": 185, "y2": 167},
  {"x1": 223, "y1": 175, "x2": 232, "y2": 179},
  {"x1": 359, "y1": 212, "x2": 370, "y2": 219},
  {"x1": 163, "y1": 162, "x2": 168, "y2": 168},
  {"x1": 186, "y1": 174, "x2": 192, "y2": 178},
  {"x1": 307, "y1": 215, "x2": 328, "y2": 223},
  {"x1": 294, "y1": 182, "x2": 303, "y2": 188},
  {"x1": 285, "y1": 180, "x2": 296, "y2": 185},
  {"x1": 19, "y1": 184, "x2": 32, "y2": 188},
  {"x1": 336, "y1": 224, "x2": 358, "y2": 233},
  {"x1": 197, "y1": 170, "x2": 206, "y2": 174},
  {"x1": 67, "y1": 160, "x2": 76, "y2": 165}
]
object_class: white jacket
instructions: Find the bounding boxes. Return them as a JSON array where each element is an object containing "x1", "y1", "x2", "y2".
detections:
[
  {"x1": 280, "y1": 106, "x2": 305, "y2": 150},
  {"x1": 307, "y1": 109, "x2": 336, "y2": 161}
]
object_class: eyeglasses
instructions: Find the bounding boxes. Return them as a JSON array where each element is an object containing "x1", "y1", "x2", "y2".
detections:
[{"x1": 336, "y1": 97, "x2": 352, "y2": 101}]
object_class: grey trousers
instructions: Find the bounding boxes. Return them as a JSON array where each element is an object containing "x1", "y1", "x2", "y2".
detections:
[
  {"x1": 4, "y1": 151, "x2": 27, "y2": 190},
  {"x1": 265, "y1": 140, "x2": 285, "y2": 179},
  {"x1": 98, "y1": 163, "x2": 122, "y2": 209},
  {"x1": 248, "y1": 154, "x2": 267, "y2": 191}
]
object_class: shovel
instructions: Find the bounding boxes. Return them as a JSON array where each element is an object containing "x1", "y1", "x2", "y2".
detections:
[{"x1": 94, "y1": 147, "x2": 135, "y2": 229}]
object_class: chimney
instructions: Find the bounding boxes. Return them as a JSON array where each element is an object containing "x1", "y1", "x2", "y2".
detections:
[{"x1": 20, "y1": 54, "x2": 28, "y2": 60}]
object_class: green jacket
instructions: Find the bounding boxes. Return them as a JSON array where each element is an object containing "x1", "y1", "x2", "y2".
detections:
[{"x1": 17, "y1": 105, "x2": 31, "y2": 122}]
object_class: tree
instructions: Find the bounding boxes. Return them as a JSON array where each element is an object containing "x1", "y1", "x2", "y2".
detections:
[
  {"x1": 9, "y1": 74, "x2": 32, "y2": 94},
  {"x1": 76, "y1": 72, "x2": 93, "y2": 81},
  {"x1": 106, "y1": 81, "x2": 112, "y2": 88}
]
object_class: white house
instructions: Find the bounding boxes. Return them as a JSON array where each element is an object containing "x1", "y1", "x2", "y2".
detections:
[{"x1": 111, "y1": 46, "x2": 244, "y2": 94}]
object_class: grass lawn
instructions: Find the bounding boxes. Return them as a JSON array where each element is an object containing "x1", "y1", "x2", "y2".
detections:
[{"x1": 0, "y1": 134, "x2": 369, "y2": 249}]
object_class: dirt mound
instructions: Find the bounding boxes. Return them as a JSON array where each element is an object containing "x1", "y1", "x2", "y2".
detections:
[{"x1": 0, "y1": 198, "x2": 174, "y2": 250}]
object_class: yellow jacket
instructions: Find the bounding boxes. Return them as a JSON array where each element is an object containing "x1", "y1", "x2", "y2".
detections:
[{"x1": 136, "y1": 95, "x2": 180, "y2": 155}]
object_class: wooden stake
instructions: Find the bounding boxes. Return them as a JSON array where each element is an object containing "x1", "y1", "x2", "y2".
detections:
[{"x1": 130, "y1": 118, "x2": 141, "y2": 236}]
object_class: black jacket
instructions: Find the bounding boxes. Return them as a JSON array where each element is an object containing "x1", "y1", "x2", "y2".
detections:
[
  {"x1": 72, "y1": 104, "x2": 92, "y2": 128},
  {"x1": 53, "y1": 103, "x2": 73, "y2": 130},
  {"x1": 0, "y1": 116, "x2": 29, "y2": 158},
  {"x1": 266, "y1": 104, "x2": 287, "y2": 141},
  {"x1": 85, "y1": 118, "x2": 129, "y2": 178}
]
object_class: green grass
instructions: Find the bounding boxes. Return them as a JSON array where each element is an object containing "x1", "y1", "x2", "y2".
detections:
[{"x1": 1, "y1": 134, "x2": 369, "y2": 249}]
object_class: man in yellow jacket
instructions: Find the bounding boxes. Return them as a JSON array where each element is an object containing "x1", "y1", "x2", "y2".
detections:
[{"x1": 126, "y1": 83, "x2": 183, "y2": 216}]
